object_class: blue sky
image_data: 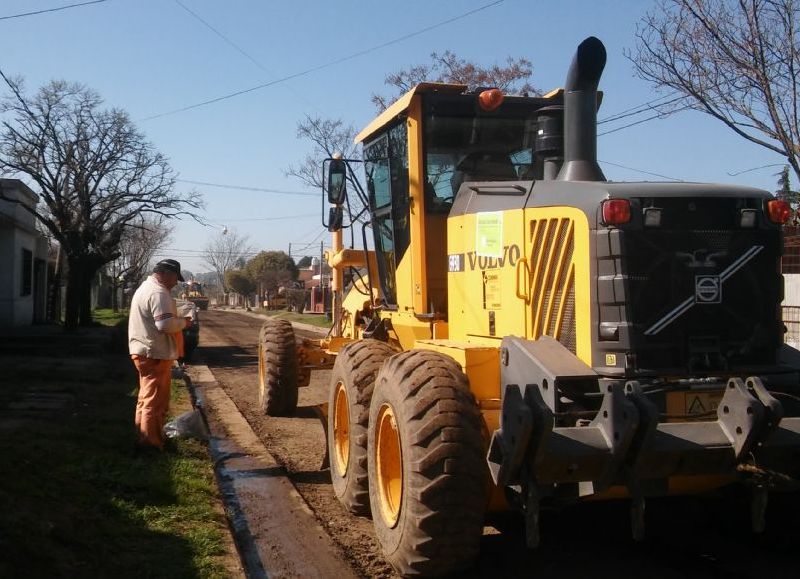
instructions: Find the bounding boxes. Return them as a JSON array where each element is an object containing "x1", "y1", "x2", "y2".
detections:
[{"x1": 0, "y1": 0, "x2": 787, "y2": 272}]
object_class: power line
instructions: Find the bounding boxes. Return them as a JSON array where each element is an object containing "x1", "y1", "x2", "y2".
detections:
[
  {"x1": 289, "y1": 223, "x2": 328, "y2": 246},
  {"x1": 599, "y1": 159, "x2": 682, "y2": 182},
  {"x1": 303, "y1": 228, "x2": 329, "y2": 247},
  {"x1": 172, "y1": 0, "x2": 323, "y2": 114},
  {"x1": 173, "y1": 0, "x2": 268, "y2": 74},
  {"x1": 220, "y1": 212, "x2": 317, "y2": 222},
  {"x1": 141, "y1": 0, "x2": 505, "y2": 121},
  {"x1": 598, "y1": 105, "x2": 692, "y2": 137},
  {"x1": 0, "y1": 0, "x2": 108, "y2": 21},
  {"x1": 598, "y1": 93, "x2": 684, "y2": 125},
  {"x1": 177, "y1": 179, "x2": 318, "y2": 197},
  {"x1": 153, "y1": 246, "x2": 329, "y2": 257},
  {"x1": 727, "y1": 163, "x2": 785, "y2": 177},
  {"x1": 599, "y1": 92, "x2": 677, "y2": 120}
]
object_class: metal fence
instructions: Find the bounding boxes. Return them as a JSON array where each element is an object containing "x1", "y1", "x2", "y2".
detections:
[
  {"x1": 783, "y1": 305, "x2": 800, "y2": 347},
  {"x1": 783, "y1": 227, "x2": 800, "y2": 273}
]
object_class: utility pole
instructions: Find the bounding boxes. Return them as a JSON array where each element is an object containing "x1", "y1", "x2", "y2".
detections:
[
  {"x1": 319, "y1": 241, "x2": 324, "y2": 283},
  {"x1": 320, "y1": 240, "x2": 326, "y2": 314},
  {"x1": 288, "y1": 242, "x2": 292, "y2": 259}
]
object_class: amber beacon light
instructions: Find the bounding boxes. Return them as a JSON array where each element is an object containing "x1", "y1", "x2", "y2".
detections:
[{"x1": 478, "y1": 88, "x2": 504, "y2": 111}]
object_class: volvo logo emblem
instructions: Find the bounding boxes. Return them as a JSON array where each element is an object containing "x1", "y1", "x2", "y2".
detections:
[{"x1": 695, "y1": 275, "x2": 721, "y2": 304}]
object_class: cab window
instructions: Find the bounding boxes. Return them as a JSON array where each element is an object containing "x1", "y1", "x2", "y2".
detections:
[{"x1": 363, "y1": 121, "x2": 409, "y2": 306}]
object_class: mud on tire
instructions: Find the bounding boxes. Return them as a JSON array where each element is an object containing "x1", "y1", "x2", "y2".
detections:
[
  {"x1": 328, "y1": 340, "x2": 396, "y2": 516},
  {"x1": 257, "y1": 318, "x2": 298, "y2": 416},
  {"x1": 367, "y1": 350, "x2": 487, "y2": 577}
]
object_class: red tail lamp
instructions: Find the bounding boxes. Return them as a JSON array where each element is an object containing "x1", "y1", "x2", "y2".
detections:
[
  {"x1": 601, "y1": 199, "x2": 631, "y2": 225},
  {"x1": 478, "y1": 88, "x2": 504, "y2": 111},
  {"x1": 766, "y1": 199, "x2": 791, "y2": 224}
]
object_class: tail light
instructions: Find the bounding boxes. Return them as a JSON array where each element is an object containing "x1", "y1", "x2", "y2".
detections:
[
  {"x1": 766, "y1": 199, "x2": 791, "y2": 224},
  {"x1": 601, "y1": 199, "x2": 631, "y2": 225}
]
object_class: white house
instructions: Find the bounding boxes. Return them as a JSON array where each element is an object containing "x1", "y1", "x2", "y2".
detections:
[{"x1": 0, "y1": 179, "x2": 50, "y2": 326}]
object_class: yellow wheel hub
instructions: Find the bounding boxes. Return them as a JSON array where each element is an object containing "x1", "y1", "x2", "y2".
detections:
[
  {"x1": 333, "y1": 381, "x2": 350, "y2": 475},
  {"x1": 375, "y1": 403, "x2": 402, "y2": 527},
  {"x1": 258, "y1": 345, "x2": 265, "y2": 392}
]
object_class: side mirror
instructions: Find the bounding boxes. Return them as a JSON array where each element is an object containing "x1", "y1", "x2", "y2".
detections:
[
  {"x1": 327, "y1": 206, "x2": 343, "y2": 232},
  {"x1": 327, "y1": 159, "x2": 347, "y2": 205}
]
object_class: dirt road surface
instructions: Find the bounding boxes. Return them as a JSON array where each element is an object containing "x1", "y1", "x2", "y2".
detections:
[{"x1": 199, "y1": 309, "x2": 798, "y2": 579}]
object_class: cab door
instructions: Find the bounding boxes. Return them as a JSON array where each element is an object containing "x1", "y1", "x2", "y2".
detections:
[{"x1": 363, "y1": 122, "x2": 410, "y2": 308}]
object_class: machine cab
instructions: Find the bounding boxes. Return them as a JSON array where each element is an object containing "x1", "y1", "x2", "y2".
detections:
[{"x1": 347, "y1": 83, "x2": 563, "y2": 326}]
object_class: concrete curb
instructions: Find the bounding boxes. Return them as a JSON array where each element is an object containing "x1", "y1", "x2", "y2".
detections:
[{"x1": 184, "y1": 362, "x2": 357, "y2": 579}]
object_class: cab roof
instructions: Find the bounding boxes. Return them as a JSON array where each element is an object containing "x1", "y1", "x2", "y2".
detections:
[
  {"x1": 354, "y1": 82, "x2": 467, "y2": 144},
  {"x1": 354, "y1": 83, "x2": 568, "y2": 145}
]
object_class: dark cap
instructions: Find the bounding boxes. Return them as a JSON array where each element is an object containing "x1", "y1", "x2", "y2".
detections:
[{"x1": 154, "y1": 259, "x2": 185, "y2": 281}]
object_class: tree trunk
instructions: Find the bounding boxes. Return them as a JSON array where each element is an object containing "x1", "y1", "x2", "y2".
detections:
[
  {"x1": 79, "y1": 270, "x2": 93, "y2": 326},
  {"x1": 64, "y1": 255, "x2": 103, "y2": 329},
  {"x1": 64, "y1": 257, "x2": 83, "y2": 330}
]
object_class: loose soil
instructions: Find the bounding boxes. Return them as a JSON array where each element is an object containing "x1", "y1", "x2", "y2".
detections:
[{"x1": 199, "y1": 309, "x2": 799, "y2": 579}]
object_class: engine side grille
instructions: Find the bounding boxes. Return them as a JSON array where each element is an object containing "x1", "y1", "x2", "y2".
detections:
[{"x1": 529, "y1": 218, "x2": 576, "y2": 352}]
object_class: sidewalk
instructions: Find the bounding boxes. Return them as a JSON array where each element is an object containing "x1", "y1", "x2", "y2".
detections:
[
  {"x1": 0, "y1": 323, "x2": 242, "y2": 577},
  {"x1": 187, "y1": 363, "x2": 358, "y2": 579}
]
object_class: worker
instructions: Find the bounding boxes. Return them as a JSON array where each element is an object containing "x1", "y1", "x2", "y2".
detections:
[{"x1": 128, "y1": 259, "x2": 190, "y2": 451}]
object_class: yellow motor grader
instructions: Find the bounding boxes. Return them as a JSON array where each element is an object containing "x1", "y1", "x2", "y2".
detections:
[
  {"x1": 256, "y1": 37, "x2": 800, "y2": 577},
  {"x1": 182, "y1": 280, "x2": 209, "y2": 310}
]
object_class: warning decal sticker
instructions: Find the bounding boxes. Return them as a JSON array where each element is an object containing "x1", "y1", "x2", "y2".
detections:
[{"x1": 475, "y1": 211, "x2": 503, "y2": 258}]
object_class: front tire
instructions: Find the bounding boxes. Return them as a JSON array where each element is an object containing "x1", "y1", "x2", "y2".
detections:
[
  {"x1": 367, "y1": 350, "x2": 487, "y2": 577},
  {"x1": 257, "y1": 318, "x2": 298, "y2": 416},
  {"x1": 328, "y1": 340, "x2": 396, "y2": 516}
]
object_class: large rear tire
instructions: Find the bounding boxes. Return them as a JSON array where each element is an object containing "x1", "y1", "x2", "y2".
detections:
[
  {"x1": 328, "y1": 340, "x2": 396, "y2": 515},
  {"x1": 257, "y1": 318, "x2": 298, "y2": 416},
  {"x1": 367, "y1": 350, "x2": 487, "y2": 577}
]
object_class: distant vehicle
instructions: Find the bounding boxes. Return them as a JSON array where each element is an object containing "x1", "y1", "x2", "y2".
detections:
[
  {"x1": 263, "y1": 288, "x2": 288, "y2": 310},
  {"x1": 182, "y1": 281, "x2": 209, "y2": 310},
  {"x1": 176, "y1": 299, "x2": 199, "y2": 363}
]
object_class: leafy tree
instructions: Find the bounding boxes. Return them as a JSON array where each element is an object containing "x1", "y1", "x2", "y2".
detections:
[
  {"x1": 245, "y1": 250, "x2": 298, "y2": 298},
  {"x1": 225, "y1": 269, "x2": 256, "y2": 298},
  {"x1": 372, "y1": 51, "x2": 538, "y2": 112},
  {"x1": 202, "y1": 228, "x2": 252, "y2": 293},
  {"x1": 0, "y1": 78, "x2": 202, "y2": 328},
  {"x1": 776, "y1": 165, "x2": 800, "y2": 224},
  {"x1": 296, "y1": 255, "x2": 313, "y2": 269},
  {"x1": 630, "y1": 0, "x2": 800, "y2": 181}
]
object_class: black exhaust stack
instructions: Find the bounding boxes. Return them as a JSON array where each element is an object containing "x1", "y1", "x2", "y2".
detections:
[{"x1": 556, "y1": 37, "x2": 606, "y2": 182}]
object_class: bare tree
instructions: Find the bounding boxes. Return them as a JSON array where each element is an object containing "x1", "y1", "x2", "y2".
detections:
[
  {"x1": 108, "y1": 216, "x2": 170, "y2": 310},
  {"x1": 285, "y1": 115, "x2": 360, "y2": 190},
  {"x1": 202, "y1": 229, "x2": 252, "y2": 293},
  {"x1": 372, "y1": 51, "x2": 538, "y2": 112},
  {"x1": 0, "y1": 78, "x2": 202, "y2": 328},
  {"x1": 285, "y1": 115, "x2": 370, "y2": 228},
  {"x1": 630, "y1": 0, "x2": 800, "y2": 181}
]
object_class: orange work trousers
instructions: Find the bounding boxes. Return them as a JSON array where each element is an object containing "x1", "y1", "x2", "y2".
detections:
[{"x1": 131, "y1": 355, "x2": 174, "y2": 448}]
